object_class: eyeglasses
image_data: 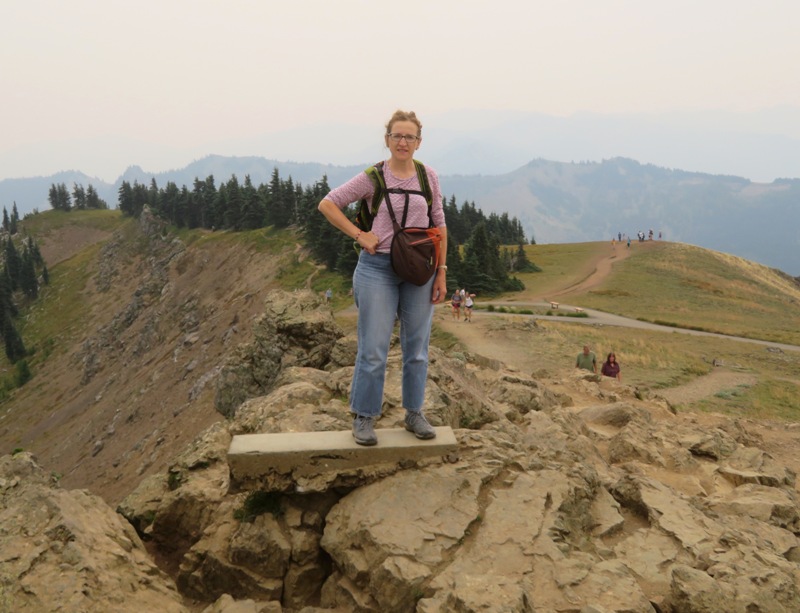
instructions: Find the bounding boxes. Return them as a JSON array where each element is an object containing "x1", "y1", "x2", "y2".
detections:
[{"x1": 387, "y1": 133, "x2": 420, "y2": 143}]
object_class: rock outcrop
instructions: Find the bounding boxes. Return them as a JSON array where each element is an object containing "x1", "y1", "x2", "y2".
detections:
[
  {"x1": 0, "y1": 452, "x2": 185, "y2": 613},
  {"x1": 4, "y1": 290, "x2": 800, "y2": 612}
]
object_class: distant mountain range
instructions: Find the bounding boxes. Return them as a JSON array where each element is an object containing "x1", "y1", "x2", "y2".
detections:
[{"x1": 1, "y1": 154, "x2": 798, "y2": 276}]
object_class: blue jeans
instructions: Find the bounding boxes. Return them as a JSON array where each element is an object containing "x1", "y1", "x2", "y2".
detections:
[{"x1": 350, "y1": 251, "x2": 435, "y2": 417}]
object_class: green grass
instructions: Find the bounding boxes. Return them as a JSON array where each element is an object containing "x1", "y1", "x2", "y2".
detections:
[
  {"x1": 575, "y1": 243, "x2": 800, "y2": 345},
  {"x1": 21, "y1": 208, "x2": 123, "y2": 233},
  {"x1": 18, "y1": 242, "x2": 103, "y2": 366},
  {"x1": 177, "y1": 225, "x2": 296, "y2": 253},
  {"x1": 696, "y1": 379, "x2": 800, "y2": 420},
  {"x1": 505, "y1": 242, "x2": 608, "y2": 301}
]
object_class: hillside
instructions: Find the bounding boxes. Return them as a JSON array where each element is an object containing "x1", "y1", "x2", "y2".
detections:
[
  {"x1": 3, "y1": 213, "x2": 800, "y2": 504},
  {"x1": 2, "y1": 212, "x2": 800, "y2": 611},
  {"x1": 3, "y1": 209, "x2": 331, "y2": 504}
]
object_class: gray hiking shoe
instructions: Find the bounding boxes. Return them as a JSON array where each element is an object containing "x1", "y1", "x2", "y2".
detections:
[
  {"x1": 404, "y1": 411, "x2": 436, "y2": 440},
  {"x1": 352, "y1": 414, "x2": 377, "y2": 446}
]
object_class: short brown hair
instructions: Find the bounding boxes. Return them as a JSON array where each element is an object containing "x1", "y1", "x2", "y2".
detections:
[{"x1": 385, "y1": 110, "x2": 422, "y2": 138}]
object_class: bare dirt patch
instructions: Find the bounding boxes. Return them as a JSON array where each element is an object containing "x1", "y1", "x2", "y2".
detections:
[
  {"x1": 37, "y1": 225, "x2": 113, "y2": 266},
  {"x1": 657, "y1": 368, "x2": 757, "y2": 407}
]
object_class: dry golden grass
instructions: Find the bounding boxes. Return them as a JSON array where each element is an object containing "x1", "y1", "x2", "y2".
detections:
[{"x1": 462, "y1": 240, "x2": 800, "y2": 420}]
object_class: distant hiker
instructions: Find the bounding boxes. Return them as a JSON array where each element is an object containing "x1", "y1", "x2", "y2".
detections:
[
  {"x1": 576, "y1": 345, "x2": 597, "y2": 373},
  {"x1": 325, "y1": 288, "x2": 332, "y2": 303},
  {"x1": 451, "y1": 290, "x2": 462, "y2": 320},
  {"x1": 463, "y1": 291, "x2": 476, "y2": 322},
  {"x1": 318, "y1": 109, "x2": 447, "y2": 446},
  {"x1": 601, "y1": 352, "x2": 621, "y2": 381},
  {"x1": 627, "y1": 237, "x2": 631, "y2": 248}
]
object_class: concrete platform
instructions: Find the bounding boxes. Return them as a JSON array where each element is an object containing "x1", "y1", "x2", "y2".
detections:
[{"x1": 228, "y1": 426, "x2": 458, "y2": 481}]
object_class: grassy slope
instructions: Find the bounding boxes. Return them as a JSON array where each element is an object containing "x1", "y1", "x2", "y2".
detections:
[
  {"x1": 494, "y1": 240, "x2": 800, "y2": 419},
  {"x1": 578, "y1": 242, "x2": 800, "y2": 345}
]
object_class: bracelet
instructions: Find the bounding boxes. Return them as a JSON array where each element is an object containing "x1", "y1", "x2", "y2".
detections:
[
  {"x1": 355, "y1": 231, "x2": 362, "y2": 241},
  {"x1": 437, "y1": 265, "x2": 448, "y2": 271}
]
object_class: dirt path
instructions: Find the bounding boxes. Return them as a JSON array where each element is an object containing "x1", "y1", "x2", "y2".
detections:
[
  {"x1": 546, "y1": 243, "x2": 634, "y2": 299},
  {"x1": 657, "y1": 368, "x2": 758, "y2": 407},
  {"x1": 432, "y1": 241, "x2": 789, "y2": 407},
  {"x1": 435, "y1": 312, "x2": 542, "y2": 374}
]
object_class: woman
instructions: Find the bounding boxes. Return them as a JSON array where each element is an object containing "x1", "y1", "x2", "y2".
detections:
[
  {"x1": 463, "y1": 291, "x2": 476, "y2": 322},
  {"x1": 318, "y1": 110, "x2": 448, "y2": 446},
  {"x1": 451, "y1": 290, "x2": 462, "y2": 320},
  {"x1": 601, "y1": 352, "x2": 621, "y2": 381}
]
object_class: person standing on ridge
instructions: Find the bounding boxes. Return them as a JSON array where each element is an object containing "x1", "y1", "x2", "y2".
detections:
[
  {"x1": 601, "y1": 352, "x2": 621, "y2": 381},
  {"x1": 318, "y1": 110, "x2": 448, "y2": 446},
  {"x1": 575, "y1": 344, "x2": 597, "y2": 373}
]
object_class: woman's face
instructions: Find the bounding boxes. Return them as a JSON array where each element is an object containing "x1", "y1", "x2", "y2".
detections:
[
  {"x1": 609, "y1": 354, "x2": 616, "y2": 362},
  {"x1": 385, "y1": 120, "x2": 420, "y2": 162}
]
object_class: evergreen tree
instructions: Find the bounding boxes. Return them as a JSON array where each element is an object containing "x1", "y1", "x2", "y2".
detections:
[
  {"x1": 86, "y1": 184, "x2": 108, "y2": 209},
  {"x1": 1, "y1": 313, "x2": 26, "y2": 362},
  {"x1": 512, "y1": 242, "x2": 540, "y2": 272},
  {"x1": 159, "y1": 181, "x2": 182, "y2": 226},
  {"x1": 222, "y1": 175, "x2": 243, "y2": 230},
  {"x1": 49, "y1": 183, "x2": 72, "y2": 211},
  {"x1": 19, "y1": 251, "x2": 38, "y2": 299},
  {"x1": 190, "y1": 175, "x2": 216, "y2": 229},
  {"x1": 10, "y1": 203, "x2": 19, "y2": 234},
  {"x1": 212, "y1": 184, "x2": 228, "y2": 230},
  {"x1": 131, "y1": 181, "x2": 149, "y2": 217},
  {"x1": 264, "y1": 168, "x2": 281, "y2": 227},
  {"x1": 118, "y1": 181, "x2": 134, "y2": 216},
  {"x1": 47, "y1": 184, "x2": 59, "y2": 210},
  {"x1": 267, "y1": 174, "x2": 295, "y2": 229},
  {"x1": 2, "y1": 208, "x2": 9, "y2": 233},
  {"x1": 444, "y1": 235, "x2": 463, "y2": 289},
  {"x1": 14, "y1": 359, "x2": 31, "y2": 387},
  {"x1": 4, "y1": 238, "x2": 22, "y2": 291},
  {"x1": 462, "y1": 222, "x2": 524, "y2": 294},
  {"x1": 240, "y1": 175, "x2": 264, "y2": 230},
  {"x1": 293, "y1": 182, "x2": 304, "y2": 227},
  {"x1": 443, "y1": 196, "x2": 467, "y2": 244},
  {"x1": 73, "y1": 183, "x2": 87, "y2": 209},
  {"x1": 0, "y1": 274, "x2": 25, "y2": 362},
  {"x1": 148, "y1": 178, "x2": 159, "y2": 208}
]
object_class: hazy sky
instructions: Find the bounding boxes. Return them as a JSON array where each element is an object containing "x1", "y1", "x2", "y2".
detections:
[{"x1": 3, "y1": 0, "x2": 799, "y2": 181}]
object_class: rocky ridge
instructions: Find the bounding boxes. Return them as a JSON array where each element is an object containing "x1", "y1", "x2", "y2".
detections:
[{"x1": 2, "y1": 289, "x2": 799, "y2": 612}]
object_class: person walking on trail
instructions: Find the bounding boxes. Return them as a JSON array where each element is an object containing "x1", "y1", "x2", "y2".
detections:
[
  {"x1": 318, "y1": 109, "x2": 447, "y2": 447},
  {"x1": 601, "y1": 352, "x2": 621, "y2": 381},
  {"x1": 463, "y1": 291, "x2": 476, "y2": 322},
  {"x1": 576, "y1": 345, "x2": 597, "y2": 373},
  {"x1": 451, "y1": 290, "x2": 462, "y2": 320}
]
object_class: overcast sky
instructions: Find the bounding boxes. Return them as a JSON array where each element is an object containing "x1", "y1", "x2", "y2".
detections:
[{"x1": 2, "y1": 0, "x2": 799, "y2": 181}]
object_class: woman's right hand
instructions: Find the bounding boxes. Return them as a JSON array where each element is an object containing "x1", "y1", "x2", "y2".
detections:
[{"x1": 357, "y1": 230, "x2": 379, "y2": 255}]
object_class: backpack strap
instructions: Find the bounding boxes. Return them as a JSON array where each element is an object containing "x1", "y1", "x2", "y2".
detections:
[{"x1": 356, "y1": 160, "x2": 433, "y2": 231}]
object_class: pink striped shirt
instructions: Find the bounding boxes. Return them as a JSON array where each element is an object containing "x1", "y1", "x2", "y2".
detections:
[{"x1": 324, "y1": 161, "x2": 445, "y2": 253}]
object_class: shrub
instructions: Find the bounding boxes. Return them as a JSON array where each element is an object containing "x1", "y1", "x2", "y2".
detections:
[{"x1": 234, "y1": 490, "x2": 283, "y2": 522}]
